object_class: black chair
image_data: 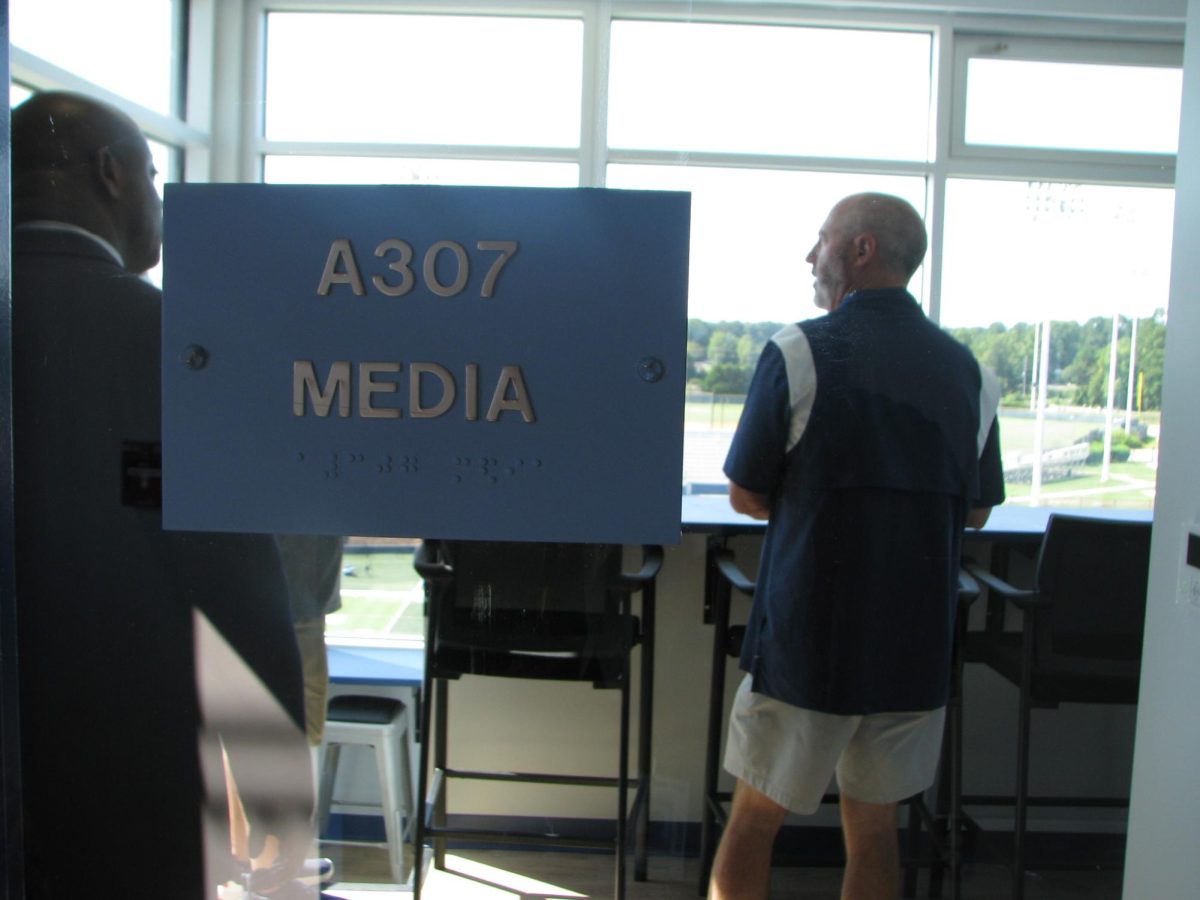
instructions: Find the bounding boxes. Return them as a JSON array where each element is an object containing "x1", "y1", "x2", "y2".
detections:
[
  {"x1": 412, "y1": 540, "x2": 662, "y2": 900},
  {"x1": 963, "y1": 513, "x2": 1153, "y2": 900},
  {"x1": 698, "y1": 539, "x2": 978, "y2": 899}
]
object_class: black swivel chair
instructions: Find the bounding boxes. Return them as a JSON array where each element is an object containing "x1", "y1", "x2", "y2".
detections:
[
  {"x1": 698, "y1": 540, "x2": 979, "y2": 899},
  {"x1": 963, "y1": 513, "x2": 1153, "y2": 900},
  {"x1": 412, "y1": 540, "x2": 662, "y2": 900}
]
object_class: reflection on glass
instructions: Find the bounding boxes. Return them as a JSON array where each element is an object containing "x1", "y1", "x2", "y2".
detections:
[
  {"x1": 965, "y1": 58, "x2": 1181, "y2": 154},
  {"x1": 265, "y1": 13, "x2": 583, "y2": 147},
  {"x1": 264, "y1": 155, "x2": 578, "y2": 188},
  {"x1": 10, "y1": 0, "x2": 177, "y2": 115},
  {"x1": 608, "y1": 164, "x2": 926, "y2": 323},
  {"x1": 608, "y1": 21, "x2": 932, "y2": 161}
]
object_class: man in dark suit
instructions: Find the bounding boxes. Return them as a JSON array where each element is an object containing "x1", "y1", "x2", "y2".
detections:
[{"x1": 11, "y1": 91, "x2": 315, "y2": 898}]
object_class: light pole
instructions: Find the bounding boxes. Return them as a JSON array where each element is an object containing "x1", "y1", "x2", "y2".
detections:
[{"x1": 1102, "y1": 313, "x2": 1121, "y2": 482}]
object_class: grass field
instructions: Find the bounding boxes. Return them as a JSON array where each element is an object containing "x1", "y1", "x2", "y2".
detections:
[
  {"x1": 326, "y1": 548, "x2": 425, "y2": 641},
  {"x1": 687, "y1": 395, "x2": 1159, "y2": 455},
  {"x1": 1003, "y1": 459, "x2": 1157, "y2": 507}
]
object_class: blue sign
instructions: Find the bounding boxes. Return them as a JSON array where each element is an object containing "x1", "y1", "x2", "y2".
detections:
[{"x1": 162, "y1": 185, "x2": 689, "y2": 544}]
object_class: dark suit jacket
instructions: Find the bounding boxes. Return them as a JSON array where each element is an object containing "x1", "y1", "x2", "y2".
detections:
[{"x1": 12, "y1": 227, "x2": 310, "y2": 898}]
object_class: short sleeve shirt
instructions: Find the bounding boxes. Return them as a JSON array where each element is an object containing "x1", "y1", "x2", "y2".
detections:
[{"x1": 724, "y1": 288, "x2": 1005, "y2": 714}]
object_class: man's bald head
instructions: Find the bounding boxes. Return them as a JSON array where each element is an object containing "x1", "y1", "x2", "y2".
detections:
[
  {"x1": 805, "y1": 193, "x2": 928, "y2": 311},
  {"x1": 12, "y1": 91, "x2": 143, "y2": 177},
  {"x1": 831, "y1": 193, "x2": 928, "y2": 281},
  {"x1": 11, "y1": 91, "x2": 163, "y2": 274}
]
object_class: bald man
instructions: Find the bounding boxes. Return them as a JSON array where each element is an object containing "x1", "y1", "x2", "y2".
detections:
[
  {"x1": 710, "y1": 194, "x2": 1005, "y2": 900},
  {"x1": 11, "y1": 92, "x2": 314, "y2": 898}
]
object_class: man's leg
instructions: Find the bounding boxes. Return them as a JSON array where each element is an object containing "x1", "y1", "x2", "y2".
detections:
[
  {"x1": 708, "y1": 779, "x2": 790, "y2": 900},
  {"x1": 839, "y1": 792, "x2": 899, "y2": 900}
]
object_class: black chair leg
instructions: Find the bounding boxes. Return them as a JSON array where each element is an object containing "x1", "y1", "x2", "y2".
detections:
[
  {"x1": 433, "y1": 677, "x2": 449, "y2": 870},
  {"x1": 412, "y1": 660, "x2": 436, "y2": 899},
  {"x1": 903, "y1": 797, "x2": 922, "y2": 897},
  {"x1": 948, "y1": 688, "x2": 963, "y2": 900},
  {"x1": 698, "y1": 558, "x2": 732, "y2": 895},
  {"x1": 636, "y1": 581, "x2": 656, "y2": 882},
  {"x1": 1013, "y1": 693, "x2": 1032, "y2": 900},
  {"x1": 1012, "y1": 624, "x2": 1036, "y2": 900},
  {"x1": 929, "y1": 743, "x2": 950, "y2": 900},
  {"x1": 615, "y1": 643, "x2": 631, "y2": 900}
]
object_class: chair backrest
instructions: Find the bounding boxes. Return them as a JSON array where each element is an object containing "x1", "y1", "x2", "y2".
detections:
[
  {"x1": 422, "y1": 540, "x2": 632, "y2": 682},
  {"x1": 1034, "y1": 514, "x2": 1153, "y2": 660}
]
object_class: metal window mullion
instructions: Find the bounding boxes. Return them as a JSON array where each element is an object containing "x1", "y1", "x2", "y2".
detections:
[
  {"x1": 925, "y1": 19, "x2": 957, "y2": 325},
  {"x1": 943, "y1": 154, "x2": 1176, "y2": 186},
  {"x1": 580, "y1": 0, "x2": 613, "y2": 187},
  {"x1": 184, "y1": 0, "x2": 218, "y2": 183},
  {"x1": 605, "y1": 147, "x2": 931, "y2": 178},
  {"x1": 257, "y1": 140, "x2": 581, "y2": 164},
  {"x1": 243, "y1": 0, "x2": 270, "y2": 183},
  {"x1": 949, "y1": 29, "x2": 1183, "y2": 169}
]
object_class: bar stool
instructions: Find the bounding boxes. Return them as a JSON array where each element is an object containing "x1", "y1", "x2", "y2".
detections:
[{"x1": 317, "y1": 694, "x2": 414, "y2": 884}]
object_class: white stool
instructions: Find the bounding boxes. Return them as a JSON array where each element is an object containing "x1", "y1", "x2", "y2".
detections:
[{"x1": 317, "y1": 695, "x2": 414, "y2": 883}]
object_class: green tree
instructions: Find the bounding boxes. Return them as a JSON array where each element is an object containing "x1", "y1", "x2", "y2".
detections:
[
  {"x1": 707, "y1": 330, "x2": 740, "y2": 365},
  {"x1": 1133, "y1": 312, "x2": 1166, "y2": 411},
  {"x1": 736, "y1": 333, "x2": 761, "y2": 367},
  {"x1": 702, "y1": 363, "x2": 753, "y2": 394},
  {"x1": 688, "y1": 318, "x2": 714, "y2": 348}
]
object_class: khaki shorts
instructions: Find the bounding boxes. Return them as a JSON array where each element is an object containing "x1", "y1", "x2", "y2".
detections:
[
  {"x1": 723, "y1": 675, "x2": 946, "y2": 814},
  {"x1": 293, "y1": 616, "x2": 330, "y2": 746}
]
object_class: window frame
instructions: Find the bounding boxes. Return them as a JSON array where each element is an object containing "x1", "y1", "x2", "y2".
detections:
[{"x1": 949, "y1": 33, "x2": 1181, "y2": 183}]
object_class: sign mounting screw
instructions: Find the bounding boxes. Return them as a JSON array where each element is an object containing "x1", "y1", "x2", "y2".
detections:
[
  {"x1": 637, "y1": 357, "x2": 665, "y2": 383},
  {"x1": 182, "y1": 344, "x2": 209, "y2": 370}
]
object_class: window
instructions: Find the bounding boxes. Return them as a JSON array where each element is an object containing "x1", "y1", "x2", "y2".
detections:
[
  {"x1": 263, "y1": 12, "x2": 583, "y2": 149},
  {"x1": 954, "y1": 36, "x2": 1182, "y2": 159},
  {"x1": 9, "y1": 0, "x2": 180, "y2": 116},
  {"x1": 609, "y1": 20, "x2": 933, "y2": 161},
  {"x1": 964, "y1": 58, "x2": 1182, "y2": 154},
  {"x1": 250, "y1": 8, "x2": 1180, "y2": 533},
  {"x1": 605, "y1": 18, "x2": 936, "y2": 497},
  {"x1": 940, "y1": 180, "x2": 1175, "y2": 330},
  {"x1": 939, "y1": 179, "x2": 1172, "y2": 507},
  {"x1": 10, "y1": 2, "x2": 187, "y2": 282},
  {"x1": 607, "y1": 165, "x2": 927, "y2": 324}
]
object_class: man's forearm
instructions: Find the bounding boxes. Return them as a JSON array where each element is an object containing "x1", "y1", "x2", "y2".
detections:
[
  {"x1": 966, "y1": 506, "x2": 992, "y2": 529},
  {"x1": 729, "y1": 482, "x2": 771, "y2": 520}
]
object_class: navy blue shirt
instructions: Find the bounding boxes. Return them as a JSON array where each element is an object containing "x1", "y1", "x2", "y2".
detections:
[{"x1": 725, "y1": 288, "x2": 1005, "y2": 714}]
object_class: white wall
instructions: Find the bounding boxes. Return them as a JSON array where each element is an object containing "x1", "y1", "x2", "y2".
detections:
[{"x1": 1123, "y1": 0, "x2": 1200, "y2": 894}]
